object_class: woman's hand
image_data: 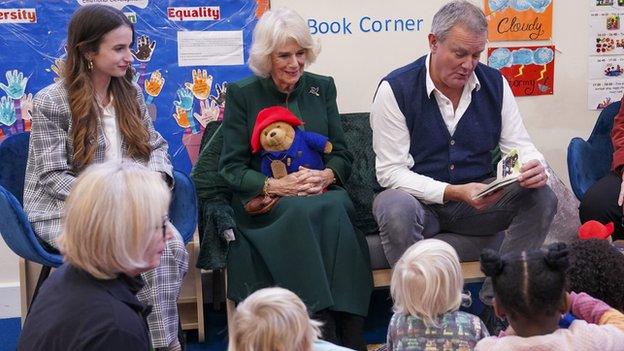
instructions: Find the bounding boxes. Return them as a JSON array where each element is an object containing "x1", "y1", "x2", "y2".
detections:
[
  {"x1": 265, "y1": 173, "x2": 304, "y2": 197},
  {"x1": 295, "y1": 167, "x2": 334, "y2": 196},
  {"x1": 265, "y1": 168, "x2": 335, "y2": 197}
]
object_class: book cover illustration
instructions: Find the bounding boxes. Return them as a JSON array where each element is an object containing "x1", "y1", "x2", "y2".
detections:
[{"x1": 474, "y1": 149, "x2": 522, "y2": 199}]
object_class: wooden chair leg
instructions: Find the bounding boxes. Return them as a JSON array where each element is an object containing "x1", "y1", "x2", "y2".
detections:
[
  {"x1": 225, "y1": 269, "x2": 236, "y2": 345},
  {"x1": 178, "y1": 231, "x2": 205, "y2": 342},
  {"x1": 28, "y1": 265, "x2": 51, "y2": 314},
  {"x1": 19, "y1": 258, "x2": 28, "y2": 325}
]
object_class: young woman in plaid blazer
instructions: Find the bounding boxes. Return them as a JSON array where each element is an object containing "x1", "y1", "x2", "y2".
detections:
[{"x1": 23, "y1": 5, "x2": 188, "y2": 350}]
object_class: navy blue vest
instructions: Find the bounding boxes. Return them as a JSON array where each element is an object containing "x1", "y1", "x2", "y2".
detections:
[{"x1": 383, "y1": 55, "x2": 503, "y2": 184}]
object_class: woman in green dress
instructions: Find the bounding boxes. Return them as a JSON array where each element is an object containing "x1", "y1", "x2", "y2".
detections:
[{"x1": 218, "y1": 7, "x2": 372, "y2": 350}]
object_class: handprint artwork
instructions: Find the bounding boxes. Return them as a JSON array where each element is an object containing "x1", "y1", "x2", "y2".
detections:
[
  {"x1": 51, "y1": 58, "x2": 65, "y2": 83},
  {"x1": 144, "y1": 70, "x2": 165, "y2": 104},
  {"x1": 20, "y1": 93, "x2": 33, "y2": 131},
  {"x1": 209, "y1": 82, "x2": 228, "y2": 107},
  {"x1": 173, "y1": 87, "x2": 198, "y2": 133},
  {"x1": 194, "y1": 99, "x2": 220, "y2": 128},
  {"x1": 0, "y1": 70, "x2": 28, "y2": 100},
  {"x1": 185, "y1": 69, "x2": 212, "y2": 100},
  {"x1": 172, "y1": 105, "x2": 191, "y2": 128},
  {"x1": 173, "y1": 87, "x2": 194, "y2": 110},
  {"x1": 0, "y1": 96, "x2": 16, "y2": 127},
  {"x1": 132, "y1": 34, "x2": 156, "y2": 62}
]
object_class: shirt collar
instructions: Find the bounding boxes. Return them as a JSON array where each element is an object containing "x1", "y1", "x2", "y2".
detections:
[
  {"x1": 70, "y1": 265, "x2": 151, "y2": 317},
  {"x1": 424, "y1": 53, "x2": 481, "y2": 99}
]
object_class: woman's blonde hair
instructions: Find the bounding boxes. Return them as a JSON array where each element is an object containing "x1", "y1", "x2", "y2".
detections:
[
  {"x1": 391, "y1": 239, "x2": 466, "y2": 327},
  {"x1": 229, "y1": 287, "x2": 322, "y2": 351},
  {"x1": 57, "y1": 161, "x2": 170, "y2": 279},
  {"x1": 248, "y1": 7, "x2": 321, "y2": 77},
  {"x1": 64, "y1": 5, "x2": 151, "y2": 172}
]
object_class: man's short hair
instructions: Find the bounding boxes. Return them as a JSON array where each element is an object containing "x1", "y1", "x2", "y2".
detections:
[
  {"x1": 431, "y1": 0, "x2": 487, "y2": 41},
  {"x1": 391, "y1": 239, "x2": 467, "y2": 327},
  {"x1": 57, "y1": 161, "x2": 170, "y2": 279},
  {"x1": 231, "y1": 287, "x2": 322, "y2": 351}
]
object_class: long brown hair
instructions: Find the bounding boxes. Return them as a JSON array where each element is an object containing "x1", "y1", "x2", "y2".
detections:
[{"x1": 64, "y1": 5, "x2": 151, "y2": 171}]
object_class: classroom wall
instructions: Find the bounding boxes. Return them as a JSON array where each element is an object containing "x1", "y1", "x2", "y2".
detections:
[{"x1": 271, "y1": 0, "x2": 596, "y2": 184}]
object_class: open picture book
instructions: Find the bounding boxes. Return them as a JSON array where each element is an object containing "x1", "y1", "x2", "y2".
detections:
[{"x1": 473, "y1": 149, "x2": 522, "y2": 199}]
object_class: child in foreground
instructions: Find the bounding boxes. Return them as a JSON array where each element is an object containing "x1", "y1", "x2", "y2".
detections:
[
  {"x1": 476, "y1": 242, "x2": 624, "y2": 351},
  {"x1": 229, "y1": 287, "x2": 353, "y2": 351},
  {"x1": 387, "y1": 239, "x2": 489, "y2": 350}
]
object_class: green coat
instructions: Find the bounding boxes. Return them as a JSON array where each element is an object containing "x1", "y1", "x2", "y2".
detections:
[{"x1": 219, "y1": 73, "x2": 373, "y2": 316}]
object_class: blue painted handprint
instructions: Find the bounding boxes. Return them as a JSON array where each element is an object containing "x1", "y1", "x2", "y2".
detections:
[
  {"x1": 0, "y1": 70, "x2": 28, "y2": 100},
  {"x1": 174, "y1": 87, "x2": 194, "y2": 111},
  {"x1": 0, "y1": 96, "x2": 16, "y2": 126}
]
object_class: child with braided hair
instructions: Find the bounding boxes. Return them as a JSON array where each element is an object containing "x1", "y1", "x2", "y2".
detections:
[{"x1": 476, "y1": 242, "x2": 624, "y2": 351}]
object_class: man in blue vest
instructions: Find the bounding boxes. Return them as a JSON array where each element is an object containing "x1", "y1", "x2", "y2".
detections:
[{"x1": 370, "y1": 0, "x2": 557, "y2": 327}]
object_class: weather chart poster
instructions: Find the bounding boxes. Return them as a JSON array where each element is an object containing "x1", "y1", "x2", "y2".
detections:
[
  {"x1": 488, "y1": 46, "x2": 555, "y2": 96},
  {"x1": 484, "y1": 0, "x2": 553, "y2": 41},
  {"x1": 0, "y1": 0, "x2": 270, "y2": 174}
]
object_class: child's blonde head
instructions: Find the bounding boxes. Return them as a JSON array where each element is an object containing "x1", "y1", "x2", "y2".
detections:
[
  {"x1": 391, "y1": 239, "x2": 465, "y2": 326},
  {"x1": 230, "y1": 287, "x2": 322, "y2": 351}
]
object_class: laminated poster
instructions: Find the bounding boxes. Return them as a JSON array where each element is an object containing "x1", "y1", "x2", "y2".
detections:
[
  {"x1": 484, "y1": 0, "x2": 553, "y2": 41},
  {"x1": 488, "y1": 45, "x2": 555, "y2": 96}
]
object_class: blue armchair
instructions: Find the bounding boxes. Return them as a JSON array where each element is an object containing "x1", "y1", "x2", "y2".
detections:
[
  {"x1": 0, "y1": 132, "x2": 197, "y2": 313},
  {"x1": 568, "y1": 101, "x2": 620, "y2": 200}
]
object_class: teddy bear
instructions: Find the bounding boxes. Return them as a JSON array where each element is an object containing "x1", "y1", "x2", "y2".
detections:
[{"x1": 250, "y1": 106, "x2": 332, "y2": 179}]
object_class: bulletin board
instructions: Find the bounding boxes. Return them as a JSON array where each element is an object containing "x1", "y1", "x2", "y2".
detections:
[{"x1": 0, "y1": 0, "x2": 269, "y2": 173}]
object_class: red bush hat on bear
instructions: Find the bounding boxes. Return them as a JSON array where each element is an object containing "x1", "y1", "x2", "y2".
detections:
[
  {"x1": 578, "y1": 220, "x2": 615, "y2": 240},
  {"x1": 250, "y1": 106, "x2": 303, "y2": 154}
]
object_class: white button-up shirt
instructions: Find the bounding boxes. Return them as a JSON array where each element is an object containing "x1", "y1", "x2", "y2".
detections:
[
  {"x1": 100, "y1": 98, "x2": 123, "y2": 162},
  {"x1": 370, "y1": 54, "x2": 545, "y2": 204}
]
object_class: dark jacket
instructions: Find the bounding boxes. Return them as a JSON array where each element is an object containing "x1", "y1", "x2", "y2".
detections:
[{"x1": 18, "y1": 263, "x2": 151, "y2": 351}]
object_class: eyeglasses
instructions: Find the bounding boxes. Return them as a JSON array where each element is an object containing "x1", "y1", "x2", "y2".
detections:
[{"x1": 161, "y1": 215, "x2": 169, "y2": 240}]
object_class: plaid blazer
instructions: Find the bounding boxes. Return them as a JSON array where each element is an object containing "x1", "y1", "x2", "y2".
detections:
[{"x1": 23, "y1": 81, "x2": 172, "y2": 241}]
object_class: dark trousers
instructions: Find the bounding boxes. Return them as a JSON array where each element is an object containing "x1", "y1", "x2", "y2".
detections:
[{"x1": 580, "y1": 171, "x2": 624, "y2": 240}]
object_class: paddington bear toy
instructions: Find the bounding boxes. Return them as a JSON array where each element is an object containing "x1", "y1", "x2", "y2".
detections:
[{"x1": 250, "y1": 106, "x2": 332, "y2": 179}]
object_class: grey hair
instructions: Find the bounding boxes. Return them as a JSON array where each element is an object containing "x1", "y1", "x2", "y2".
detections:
[
  {"x1": 431, "y1": 0, "x2": 487, "y2": 42},
  {"x1": 248, "y1": 7, "x2": 320, "y2": 77}
]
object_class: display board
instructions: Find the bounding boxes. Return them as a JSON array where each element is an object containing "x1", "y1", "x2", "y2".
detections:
[{"x1": 0, "y1": 0, "x2": 268, "y2": 173}]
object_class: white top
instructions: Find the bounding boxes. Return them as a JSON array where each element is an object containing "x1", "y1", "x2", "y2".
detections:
[
  {"x1": 475, "y1": 320, "x2": 624, "y2": 351},
  {"x1": 100, "y1": 98, "x2": 122, "y2": 162},
  {"x1": 313, "y1": 340, "x2": 354, "y2": 351},
  {"x1": 370, "y1": 54, "x2": 545, "y2": 204}
]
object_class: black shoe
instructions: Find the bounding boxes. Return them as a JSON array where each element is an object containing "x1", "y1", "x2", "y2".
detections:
[{"x1": 479, "y1": 305, "x2": 509, "y2": 336}]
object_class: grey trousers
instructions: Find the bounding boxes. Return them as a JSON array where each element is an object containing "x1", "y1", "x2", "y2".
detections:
[{"x1": 372, "y1": 183, "x2": 557, "y2": 304}]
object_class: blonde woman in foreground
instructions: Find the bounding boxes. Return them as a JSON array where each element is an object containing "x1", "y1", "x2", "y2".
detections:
[
  {"x1": 19, "y1": 161, "x2": 173, "y2": 350},
  {"x1": 230, "y1": 287, "x2": 354, "y2": 351},
  {"x1": 387, "y1": 239, "x2": 489, "y2": 350}
]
